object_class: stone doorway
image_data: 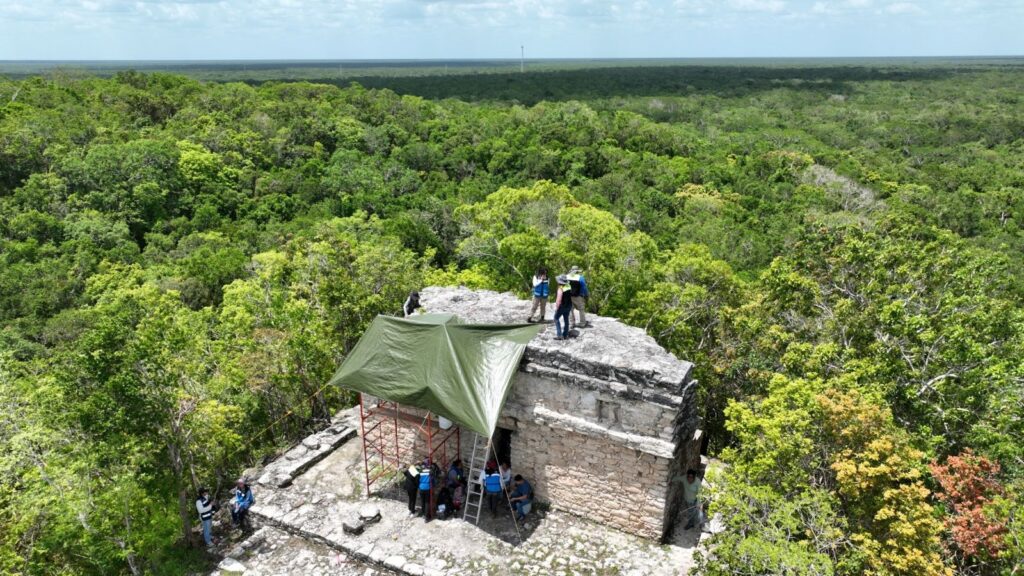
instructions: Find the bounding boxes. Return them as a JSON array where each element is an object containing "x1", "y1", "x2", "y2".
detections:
[{"x1": 491, "y1": 427, "x2": 513, "y2": 467}]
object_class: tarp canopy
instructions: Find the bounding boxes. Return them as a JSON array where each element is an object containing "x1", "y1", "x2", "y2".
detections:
[{"x1": 327, "y1": 314, "x2": 542, "y2": 437}]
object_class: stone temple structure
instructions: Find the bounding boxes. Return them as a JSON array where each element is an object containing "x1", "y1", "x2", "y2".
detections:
[
  {"x1": 219, "y1": 286, "x2": 707, "y2": 576},
  {"x1": 414, "y1": 286, "x2": 701, "y2": 542}
]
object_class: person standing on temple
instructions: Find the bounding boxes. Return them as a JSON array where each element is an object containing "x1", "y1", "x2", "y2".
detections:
[
  {"x1": 527, "y1": 267, "x2": 549, "y2": 323},
  {"x1": 566, "y1": 266, "x2": 590, "y2": 328},
  {"x1": 553, "y1": 275, "x2": 574, "y2": 341}
]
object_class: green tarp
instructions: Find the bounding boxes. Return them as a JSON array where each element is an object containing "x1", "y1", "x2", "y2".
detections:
[{"x1": 327, "y1": 313, "x2": 542, "y2": 437}]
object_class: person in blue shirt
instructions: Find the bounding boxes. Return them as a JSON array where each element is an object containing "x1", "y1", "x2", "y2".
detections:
[
  {"x1": 483, "y1": 466, "x2": 504, "y2": 516},
  {"x1": 509, "y1": 474, "x2": 534, "y2": 521},
  {"x1": 527, "y1": 267, "x2": 549, "y2": 323},
  {"x1": 418, "y1": 459, "x2": 438, "y2": 521},
  {"x1": 230, "y1": 478, "x2": 254, "y2": 529}
]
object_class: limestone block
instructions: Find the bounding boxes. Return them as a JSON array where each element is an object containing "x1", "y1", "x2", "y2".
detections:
[
  {"x1": 217, "y1": 557, "x2": 246, "y2": 575},
  {"x1": 384, "y1": 555, "x2": 407, "y2": 571},
  {"x1": 342, "y1": 517, "x2": 365, "y2": 535},
  {"x1": 358, "y1": 504, "x2": 381, "y2": 525}
]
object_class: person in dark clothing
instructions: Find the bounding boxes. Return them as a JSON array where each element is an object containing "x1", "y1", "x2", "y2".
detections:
[
  {"x1": 403, "y1": 462, "x2": 420, "y2": 515},
  {"x1": 447, "y1": 459, "x2": 465, "y2": 490},
  {"x1": 403, "y1": 291, "x2": 422, "y2": 317},
  {"x1": 553, "y1": 275, "x2": 574, "y2": 340},
  {"x1": 436, "y1": 485, "x2": 453, "y2": 519},
  {"x1": 509, "y1": 475, "x2": 534, "y2": 521}
]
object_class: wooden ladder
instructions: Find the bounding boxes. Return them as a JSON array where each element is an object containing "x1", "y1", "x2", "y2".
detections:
[{"x1": 462, "y1": 431, "x2": 489, "y2": 525}]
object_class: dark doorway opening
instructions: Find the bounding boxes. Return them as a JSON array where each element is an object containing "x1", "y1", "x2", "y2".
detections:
[{"x1": 492, "y1": 427, "x2": 513, "y2": 467}]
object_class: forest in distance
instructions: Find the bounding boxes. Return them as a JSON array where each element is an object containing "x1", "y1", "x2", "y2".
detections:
[{"x1": 1, "y1": 61, "x2": 1023, "y2": 575}]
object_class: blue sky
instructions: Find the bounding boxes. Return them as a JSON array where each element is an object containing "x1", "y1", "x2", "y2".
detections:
[{"x1": 0, "y1": 0, "x2": 1021, "y2": 60}]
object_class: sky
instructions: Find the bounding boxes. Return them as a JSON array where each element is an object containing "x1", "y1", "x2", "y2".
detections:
[{"x1": 0, "y1": 0, "x2": 1021, "y2": 60}]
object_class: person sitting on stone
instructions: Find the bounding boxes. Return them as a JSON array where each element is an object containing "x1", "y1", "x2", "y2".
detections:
[
  {"x1": 230, "y1": 478, "x2": 254, "y2": 530},
  {"x1": 508, "y1": 474, "x2": 534, "y2": 521},
  {"x1": 436, "y1": 484, "x2": 454, "y2": 520},
  {"x1": 683, "y1": 469, "x2": 703, "y2": 530},
  {"x1": 452, "y1": 482, "x2": 465, "y2": 515},
  {"x1": 483, "y1": 466, "x2": 504, "y2": 516}
]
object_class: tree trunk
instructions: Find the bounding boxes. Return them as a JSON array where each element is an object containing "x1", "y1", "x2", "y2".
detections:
[{"x1": 168, "y1": 438, "x2": 195, "y2": 548}]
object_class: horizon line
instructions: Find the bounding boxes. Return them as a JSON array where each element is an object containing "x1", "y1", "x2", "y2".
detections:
[{"x1": 2, "y1": 55, "x2": 1024, "y2": 64}]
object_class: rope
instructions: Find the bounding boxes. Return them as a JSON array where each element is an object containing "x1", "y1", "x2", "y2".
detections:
[{"x1": 491, "y1": 442, "x2": 525, "y2": 546}]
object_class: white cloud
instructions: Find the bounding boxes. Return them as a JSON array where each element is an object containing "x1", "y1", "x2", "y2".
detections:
[
  {"x1": 884, "y1": 2, "x2": 924, "y2": 15},
  {"x1": 728, "y1": 0, "x2": 785, "y2": 12}
]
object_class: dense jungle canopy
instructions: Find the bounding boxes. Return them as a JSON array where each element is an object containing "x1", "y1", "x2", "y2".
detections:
[{"x1": 1, "y1": 64, "x2": 1023, "y2": 575}]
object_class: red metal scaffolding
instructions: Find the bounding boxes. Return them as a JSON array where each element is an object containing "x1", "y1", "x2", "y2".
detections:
[{"x1": 358, "y1": 393, "x2": 461, "y2": 507}]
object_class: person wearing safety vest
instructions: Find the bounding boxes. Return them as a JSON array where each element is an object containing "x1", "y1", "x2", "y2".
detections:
[
  {"x1": 553, "y1": 275, "x2": 574, "y2": 341},
  {"x1": 484, "y1": 466, "x2": 505, "y2": 516},
  {"x1": 418, "y1": 459, "x2": 435, "y2": 520},
  {"x1": 527, "y1": 267, "x2": 549, "y2": 323},
  {"x1": 566, "y1": 266, "x2": 590, "y2": 328},
  {"x1": 196, "y1": 487, "x2": 216, "y2": 547}
]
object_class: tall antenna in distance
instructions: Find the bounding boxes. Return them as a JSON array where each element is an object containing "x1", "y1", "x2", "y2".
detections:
[{"x1": 521, "y1": 45, "x2": 524, "y2": 73}]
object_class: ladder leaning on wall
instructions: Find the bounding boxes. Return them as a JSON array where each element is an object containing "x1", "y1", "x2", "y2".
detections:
[{"x1": 462, "y1": 431, "x2": 489, "y2": 525}]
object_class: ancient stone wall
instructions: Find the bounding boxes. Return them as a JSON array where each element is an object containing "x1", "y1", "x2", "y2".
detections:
[
  {"x1": 506, "y1": 419, "x2": 671, "y2": 540},
  {"x1": 495, "y1": 369, "x2": 687, "y2": 540},
  {"x1": 662, "y1": 378, "x2": 701, "y2": 540}
]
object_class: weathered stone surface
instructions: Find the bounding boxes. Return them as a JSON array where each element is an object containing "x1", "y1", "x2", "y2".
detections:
[
  {"x1": 383, "y1": 554, "x2": 407, "y2": 571},
  {"x1": 358, "y1": 504, "x2": 381, "y2": 525},
  {"x1": 212, "y1": 526, "x2": 381, "y2": 575},
  {"x1": 216, "y1": 557, "x2": 246, "y2": 575},
  {"x1": 254, "y1": 411, "x2": 357, "y2": 490},
  {"x1": 420, "y1": 286, "x2": 693, "y2": 392}
]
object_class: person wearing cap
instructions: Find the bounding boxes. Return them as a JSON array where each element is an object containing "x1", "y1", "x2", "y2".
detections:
[
  {"x1": 527, "y1": 267, "x2": 549, "y2": 323},
  {"x1": 195, "y1": 487, "x2": 216, "y2": 547},
  {"x1": 231, "y1": 478, "x2": 254, "y2": 529},
  {"x1": 683, "y1": 469, "x2": 703, "y2": 530},
  {"x1": 566, "y1": 266, "x2": 590, "y2": 328},
  {"x1": 553, "y1": 274, "x2": 574, "y2": 340}
]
